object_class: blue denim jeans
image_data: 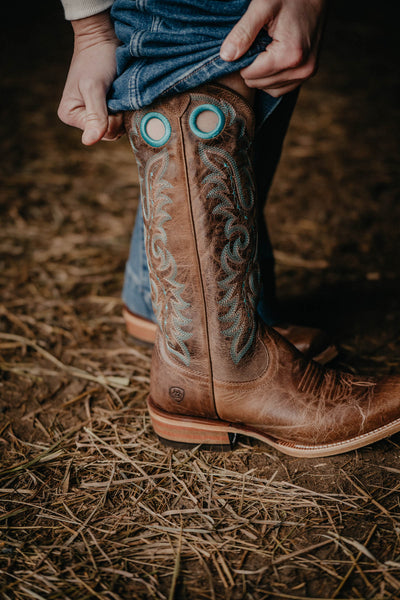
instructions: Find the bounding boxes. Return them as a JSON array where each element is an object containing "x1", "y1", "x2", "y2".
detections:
[
  {"x1": 107, "y1": 0, "x2": 297, "y2": 325},
  {"x1": 109, "y1": 0, "x2": 278, "y2": 113}
]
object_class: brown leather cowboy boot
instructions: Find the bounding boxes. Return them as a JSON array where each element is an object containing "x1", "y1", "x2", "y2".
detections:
[{"x1": 125, "y1": 83, "x2": 400, "y2": 457}]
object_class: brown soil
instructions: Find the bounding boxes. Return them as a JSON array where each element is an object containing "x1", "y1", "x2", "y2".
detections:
[{"x1": 1, "y1": 1, "x2": 400, "y2": 599}]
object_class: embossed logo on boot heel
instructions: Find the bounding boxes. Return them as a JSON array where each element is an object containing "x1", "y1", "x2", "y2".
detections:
[{"x1": 169, "y1": 387, "x2": 185, "y2": 403}]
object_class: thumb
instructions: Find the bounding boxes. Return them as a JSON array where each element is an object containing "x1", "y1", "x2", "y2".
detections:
[
  {"x1": 220, "y1": 0, "x2": 267, "y2": 62},
  {"x1": 80, "y1": 82, "x2": 109, "y2": 145}
]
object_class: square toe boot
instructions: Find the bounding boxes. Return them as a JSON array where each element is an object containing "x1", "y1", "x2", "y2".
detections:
[{"x1": 125, "y1": 84, "x2": 400, "y2": 458}]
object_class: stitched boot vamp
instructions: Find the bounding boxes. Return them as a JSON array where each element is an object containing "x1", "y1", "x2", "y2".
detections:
[{"x1": 215, "y1": 326, "x2": 400, "y2": 447}]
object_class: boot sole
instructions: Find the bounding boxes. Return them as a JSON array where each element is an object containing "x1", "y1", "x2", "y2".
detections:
[
  {"x1": 147, "y1": 395, "x2": 400, "y2": 458},
  {"x1": 123, "y1": 307, "x2": 157, "y2": 346}
]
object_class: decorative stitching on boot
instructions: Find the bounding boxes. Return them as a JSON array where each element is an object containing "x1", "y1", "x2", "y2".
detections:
[
  {"x1": 191, "y1": 94, "x2": 236, "y2": 125},
  {"x1": 199, "y1": 130, "x2": 260, "y2": 364},
  {"x1": 129, "y1": 125, "x2": 193, "y2": 367},
  {"x1": 189, "y1": 104, "x2": 225, "y2": 139},
  {"x1": 140, "y1": 112, "x2": 171, "y2": 147}
]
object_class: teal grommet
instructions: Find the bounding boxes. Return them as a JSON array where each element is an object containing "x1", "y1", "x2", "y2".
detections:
[
  {"x1": 140, "y1": 112, "x2": 171, "y2": 147},
  {"x1": 189, "y1": 104, "x2": 225, "y2": 139}
]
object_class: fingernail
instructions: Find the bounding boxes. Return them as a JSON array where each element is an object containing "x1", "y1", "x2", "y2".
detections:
[
  {"x1": 82, "y1": 129, "x2": 100, "y2": 145},
  {"x1": 220, "y1": 42, "x2": 238, "y2": 61},
  {"x1": 102, "y1": 134, "x2": 122, "y2": 142}
]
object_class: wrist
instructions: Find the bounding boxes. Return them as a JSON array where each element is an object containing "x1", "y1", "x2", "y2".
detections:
[{"x1": 72, "y1": 11, "x2": 118, "y2": 50}]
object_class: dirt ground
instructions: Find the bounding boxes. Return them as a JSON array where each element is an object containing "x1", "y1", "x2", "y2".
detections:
[{"x1": 1, "y1": 1, "x2": 400, "y2": 599}]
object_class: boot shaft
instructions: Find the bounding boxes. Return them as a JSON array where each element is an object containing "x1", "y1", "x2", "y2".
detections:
[{"x1": 125, "y1": 84, "x2": 265, "y2": 417}]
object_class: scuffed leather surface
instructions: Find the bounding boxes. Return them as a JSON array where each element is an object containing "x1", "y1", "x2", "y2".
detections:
[
  {"x1": 150, "y1": 336, "x2": 215, "y2": 418},
  {"x1": 215, "y1": 324, "x2": 400, "y2": 446}
]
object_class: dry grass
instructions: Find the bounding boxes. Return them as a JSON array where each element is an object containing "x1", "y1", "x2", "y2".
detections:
[
  {"x1": 1, "y1": 1, "x2": 400, "y2": 598},
  {"x1": 2, "y1": 407, "x2": 400, "y2": 599}
]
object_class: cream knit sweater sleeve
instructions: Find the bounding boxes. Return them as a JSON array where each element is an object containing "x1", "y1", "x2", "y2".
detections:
[{"x1": 60, "y1": 0, "x2": 114, "y2": 20}]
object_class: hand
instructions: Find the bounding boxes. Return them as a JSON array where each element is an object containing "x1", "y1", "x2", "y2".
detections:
[
  {"x1": 220, "y1": 0, "x2": 328, "y2": 97},
  {"x1": 58, "y1": 11, "x2": 124, "y2": 145}
]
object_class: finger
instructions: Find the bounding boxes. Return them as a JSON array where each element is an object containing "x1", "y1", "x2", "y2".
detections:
[
  {"x1": 220, "y1": 0, "x2": 270, "y2": 62},
  {"x1": 57, "y1": 96, "x2": 87, "y2": 130},
  {"x1": 244, "y1": 69, "x2": 303, "y2": 95},
  {"x1": 243, "y1": 66, "x2": 315, "y2": 92},
  {"x1": 259, "y1": 81, "x2": 303, "y2": 98},
  {"x1": 241, "y1": 41, "x2": 308, "y2": 80},
  {"x1": 79, "y1": 80, "x2": 109, "y2": 145},
  {"x1": 243, "y1": 71, "x2": 305, "y2": 93},
  {"x1": 242, "y1": 55, "x2": 316, "y2": 88},
  {"x1": 102, "y1": 112, "x2": 125, "y2": 141}
]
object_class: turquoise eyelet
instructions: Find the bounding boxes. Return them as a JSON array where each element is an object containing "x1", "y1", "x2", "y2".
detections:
[
  {"x1": 140, "y1": 112, "x2": 171, "y2": 147},
  {"x1": 189, "y1": 104, "x2": 225, "y2": 139}
]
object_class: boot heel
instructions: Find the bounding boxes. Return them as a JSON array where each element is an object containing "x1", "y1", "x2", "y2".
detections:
[{"x1": 147, "y1": 396, "x2": 237, "y2": 452}]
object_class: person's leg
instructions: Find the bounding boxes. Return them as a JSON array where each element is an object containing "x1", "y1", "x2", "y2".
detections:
[
  {"x1": 122, "y1": 204, "x2": 157, "y2": 344},
  {"x1": 122, "y1": 200, "x2": 153, "y2": 322},
  {"x1": 254, "y1": 90, "x2": 299, "y2": 325},
  {"x1": 125, "y1": 83, "x2": 400, "y2": 457}
]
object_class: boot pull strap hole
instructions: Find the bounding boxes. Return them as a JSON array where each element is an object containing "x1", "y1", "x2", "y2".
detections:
[
  {"x1": 140, "y1": 112, "x2": 171, "y2": 147},
  {"x1": 189, "y1": 104, "x2": 225, "y2": 139}
]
